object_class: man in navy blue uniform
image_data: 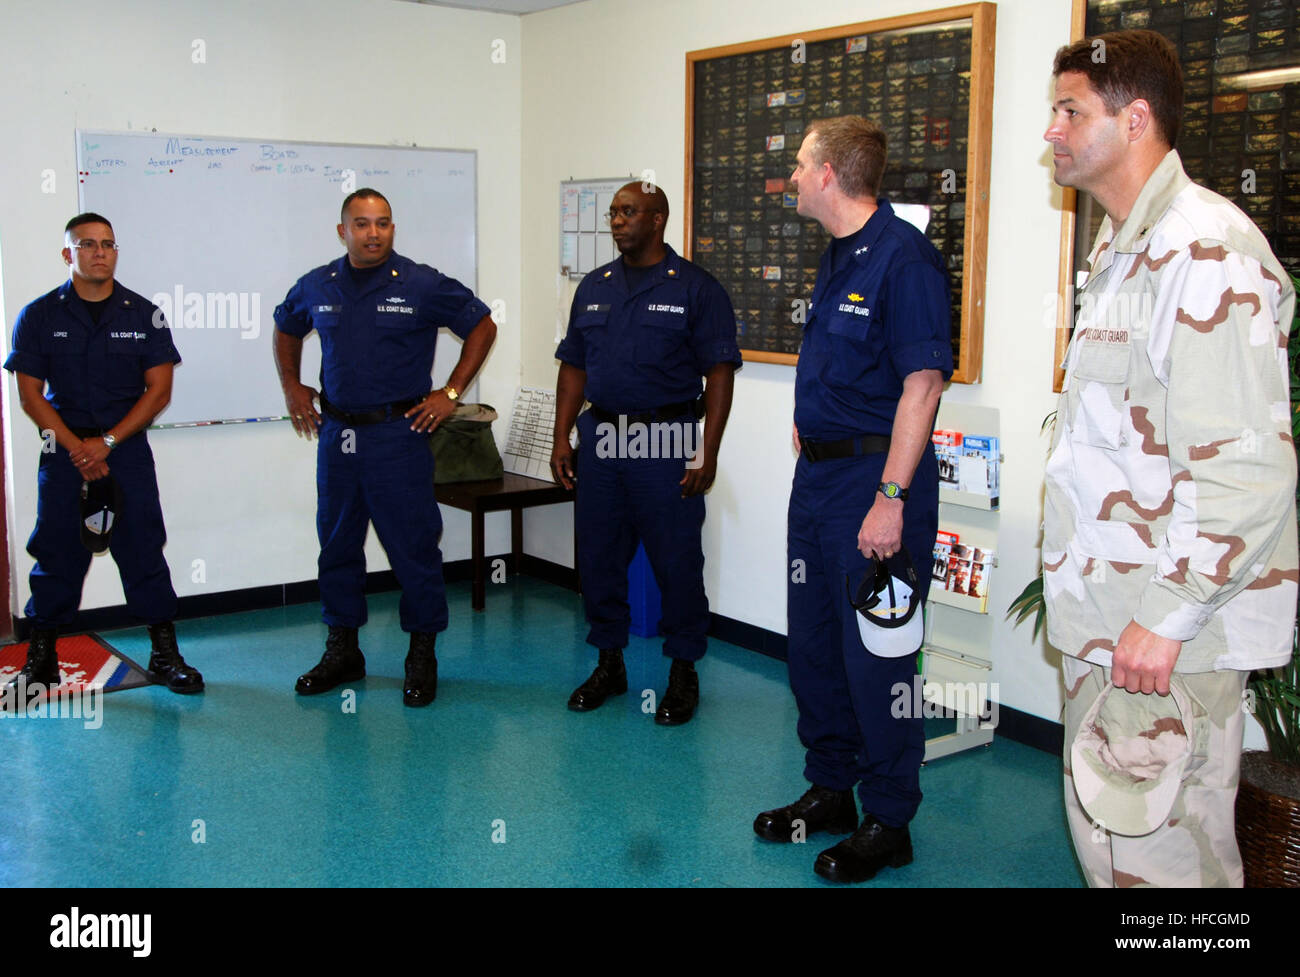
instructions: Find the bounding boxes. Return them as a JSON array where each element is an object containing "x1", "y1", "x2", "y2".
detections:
[
  {"x1": 274, "y1": 189, "x2": 496, "y2": 707},
  {"x1": 551, "y1": 182, "x2": 740, "y2": 726},
  {"x1": 4, "y1": 213, "x2": 202, "y2": 694},
  {"x1": 753, "y1": 117, "x2": 951, "y2": 882}
]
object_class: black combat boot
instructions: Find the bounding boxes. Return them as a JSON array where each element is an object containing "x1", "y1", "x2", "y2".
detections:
[
  {"x1": 654, "y1": 658, "x2": 699, "y2": 726},
  {"x1": 295, "y1": 626, "x2": 364, "y2": 695},
  {"x1": 814, "y1": 814, "x2": 914, "y2": 883},
  {"x1": 147, "y1": 622, "x2": 204, "y2": 694},
  {"x1": 754, "y1": 785, "x2": 858, "y2": 842},
  {"x1": 403, "y1": 631, "x2": 438, "y2": 707},
  {"x1": 5, "y1": 628, "x2": 60, "y2": 692},
  {"x1": 567, "y1": 648, "x2": 627, "y2": 711}
]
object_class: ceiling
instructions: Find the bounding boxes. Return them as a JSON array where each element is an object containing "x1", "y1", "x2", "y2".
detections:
[{"x1": 396, "y1": 0, "x2": 587, "y2": 14}]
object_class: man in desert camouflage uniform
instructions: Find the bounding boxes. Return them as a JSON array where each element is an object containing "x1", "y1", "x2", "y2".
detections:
[{"x1": 1043, "y1": 30, "x2": 1296, "y2": 887}]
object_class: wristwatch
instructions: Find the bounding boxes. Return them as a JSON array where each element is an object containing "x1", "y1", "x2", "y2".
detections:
[
  {"x1": 442, "y1": 385, "x2": 459, "y2": 402},
  {"x1": 878, "y1": 481, "x2": 908, "y2": 501},
  {"x1": 102, "y1": 434, "x2": 117, "y2": 451}
]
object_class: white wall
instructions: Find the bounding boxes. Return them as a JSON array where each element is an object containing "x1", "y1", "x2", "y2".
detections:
[
  {"x1": 519, "y1": 0, "x2": 1073, "y2": 724},
  {"x1": 0, "y1": 0, "x2": 523, "y2": 613},
  {"x1": 1, "y1": 0, "x2": 1264, "y2": 742}
]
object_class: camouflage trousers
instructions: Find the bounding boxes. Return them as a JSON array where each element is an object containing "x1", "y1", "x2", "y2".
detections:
[{"x1": 1061, "y1": 656, "x2": 1248, "y2": 888}]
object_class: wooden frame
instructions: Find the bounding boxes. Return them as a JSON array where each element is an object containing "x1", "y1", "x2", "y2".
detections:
[
  {"x1": 684, "y1": 3, "x2": 996, "y2": 383},
  {"x1": 1052, "y1": 0, "x2": 1088, "y2": 393}
]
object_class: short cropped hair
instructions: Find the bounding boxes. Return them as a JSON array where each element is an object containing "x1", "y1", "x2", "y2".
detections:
[
  {"x1": 65, "y1": 213, "x2": 113, "y2": 237},
  {"x1": 341, "y1": 188, "x2": 391, "y2": 221},
  {"x1": 1052, "y1": 29, "x2": 1183, "y2": 148},
  {"x1": 643, "y1": 183, "x2": 669, "y2": 221},
  {"x1": 804, "y1": 116, "x2": 887, "y2": 199}
]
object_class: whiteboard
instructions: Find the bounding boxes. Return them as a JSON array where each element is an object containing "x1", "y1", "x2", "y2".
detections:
[{"x1": 77, "y1": 130, "x2": 477, "y2": 426}]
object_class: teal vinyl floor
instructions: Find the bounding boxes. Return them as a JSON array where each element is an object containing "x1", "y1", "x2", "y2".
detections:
[{"x1": 0, "y1": 576, "x2": 1085, "y2": 888}]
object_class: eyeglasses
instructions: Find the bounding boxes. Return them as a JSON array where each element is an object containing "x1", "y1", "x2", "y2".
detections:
[
  {"x1": 603, "y1": 206, "x2": 649, "y2": 225},
  {"x1": 70, "y1": 240, "x2": 119, "y2": 252}
]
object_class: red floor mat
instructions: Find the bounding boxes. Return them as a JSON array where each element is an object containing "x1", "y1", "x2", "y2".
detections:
[{"x1": 0, "y1": 633, "x2": 152, "y2": 693}]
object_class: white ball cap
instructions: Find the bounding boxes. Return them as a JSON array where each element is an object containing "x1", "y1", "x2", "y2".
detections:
[{"x1": 851, "y1": 547, "x2": 924, "y2": 659}]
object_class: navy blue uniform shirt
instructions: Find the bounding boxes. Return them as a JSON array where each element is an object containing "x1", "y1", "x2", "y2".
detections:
[
  {"x1": 4, "y1": 280, "x2": 182, "y2": 429},
  {"x1": 794, "y1": 198, "x2": 953, "y2": 441},
  {"x1": 274, "y1": 251, "x2": 490, "y2": 410},
  {"x1": 556, "y1": 245, "x2": 741, "y2": 413}
]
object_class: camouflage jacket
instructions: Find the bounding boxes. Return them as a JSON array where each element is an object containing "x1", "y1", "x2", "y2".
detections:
[{"x1": 1044, "y1": 150, "x2": 1297, "y2": 673}]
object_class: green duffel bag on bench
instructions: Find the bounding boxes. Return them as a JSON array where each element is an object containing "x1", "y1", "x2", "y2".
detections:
[{"x1": 430, "y1": 403, "x2": 504, "y2": 484}]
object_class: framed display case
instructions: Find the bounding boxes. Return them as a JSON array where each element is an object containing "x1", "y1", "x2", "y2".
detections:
[
  {"x1": 1053, "y1": 0, "x2": 1300, "y2": 391},
  {"x1": 684, "y1": 3, "x2": 997, "y2": 383}
]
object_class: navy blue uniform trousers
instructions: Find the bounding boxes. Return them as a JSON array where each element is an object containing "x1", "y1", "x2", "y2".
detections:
[
  {"x1": 786, "y1": 446, "x2": 939, "y2": 827},
  {"x1": 26, "y1": 435, "x2": 177, "y2": 628},
  {"x1": 316, "y1": 415, "x2": 447, "y2": 634},
  {"x1": 574, "y1": 409, "x2": 708, "y2": 661}
]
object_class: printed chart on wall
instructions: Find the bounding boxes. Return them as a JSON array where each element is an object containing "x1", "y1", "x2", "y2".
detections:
[
  {"x1": 77, "y1": 130, "x2": 478, "y2": 427},
  {"x1": 559, "y1": 178, "x2": 626, "y2": 279},
  {"x1": 503, "y1": 387, "x2": 558, "y2": 481}
]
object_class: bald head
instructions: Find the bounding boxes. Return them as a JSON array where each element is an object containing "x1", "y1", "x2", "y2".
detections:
[
  {"x1": 618, "y1": 182, "x2": 669, "y2": 222},
  {"x1": 609, "y1": 182, "x2": 669, "y2": 265}
]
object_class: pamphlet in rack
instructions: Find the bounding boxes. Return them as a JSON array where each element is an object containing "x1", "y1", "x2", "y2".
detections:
[
  {"x1": 933, "y1": 429, "x2": 962, "y2": 487},
  {"x1": 932, "y1": 428, "x2": 999, "y2": 508},
  {"x1": 931, "y1": 531, "x2": 994, "y2": 612},
  {"x1": 960, "y1": 435, "x2": 1000, "y2": 508},
  {"x1": 932, "y1": 529, "x2": 960, "y2": 586}
]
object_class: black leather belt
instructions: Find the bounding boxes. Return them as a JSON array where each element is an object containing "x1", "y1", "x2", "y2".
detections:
[
  {"x1": 588, "y1": 400, "x2": 701, "y2": 426},
  {"x1": 69, "y1": 426, "x2": 107, "y2": 439},
  {"x1": 801, "y1": 434, "x2": 891, "y2": 463},
  {"x1": 320, "y1": 393, "x2": 425, "y2": 426}
]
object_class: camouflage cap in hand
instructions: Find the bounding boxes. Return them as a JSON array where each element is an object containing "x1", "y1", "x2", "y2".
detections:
[{"x1": 1070, "y1": 680, "x2": 1198, "y2": 837}]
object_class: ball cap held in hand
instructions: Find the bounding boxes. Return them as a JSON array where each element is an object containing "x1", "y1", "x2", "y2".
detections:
[
  {"x1": 79, "y1": 475, "x2": 121, "y2": 553},
  {"x1": 847, "y1": 545, "x2": 923, "y2": 658},
  {"x1": 1070, "y1": 679, "x2": 1198, "y2": 837}
]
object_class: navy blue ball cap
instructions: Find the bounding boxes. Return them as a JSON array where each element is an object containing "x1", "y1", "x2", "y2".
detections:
[{"x1": 80, "y1": 475, "x2": 121, "y2": 553}]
